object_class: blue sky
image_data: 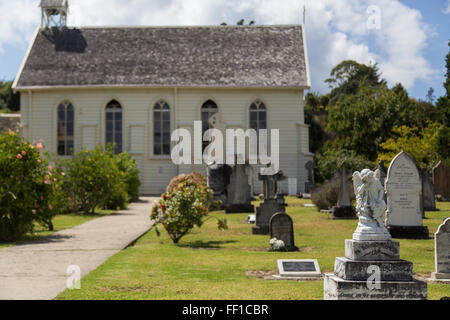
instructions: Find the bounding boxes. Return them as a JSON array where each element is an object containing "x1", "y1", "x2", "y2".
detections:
[{"x1": 0, "y1": 0, "x2": 448, "y2": 101}]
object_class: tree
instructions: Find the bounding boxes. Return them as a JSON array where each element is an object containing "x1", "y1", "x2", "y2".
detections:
[
  {"x1": 326, "y1": 84, "x2": 414, "y2": 160},
  {"x1": 0, "y1": 81, "x2": 20, "y2": 112},
  {"x1": 325, "y1": 60, "x2": 386, "y2": 103},
  {"x1": 435, "y1": 41, "x2": 450, "y2": 164},
  {"x1": 377, "y1": 122, "x2": 440, "y2": 170},
  {"x1": 426, "y1": 87, "x2": 435, "y2": 104}
]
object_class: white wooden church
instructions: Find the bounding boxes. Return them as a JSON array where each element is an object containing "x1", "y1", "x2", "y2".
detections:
[{"x1": 13, "y1": 0, "x2": 312, "y2": 195}]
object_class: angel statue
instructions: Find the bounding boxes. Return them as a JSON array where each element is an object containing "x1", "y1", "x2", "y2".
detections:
[{"x1": 352, "y1": 169, "x2": 391, "y2": 241}]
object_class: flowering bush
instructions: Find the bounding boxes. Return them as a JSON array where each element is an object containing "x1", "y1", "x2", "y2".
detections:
[
  {"x1": 151, "y1": 173, "x2": 227, "y2": 244},
  {"x1": 0, "y1": 131, "x2": 58, "y2": 241}
]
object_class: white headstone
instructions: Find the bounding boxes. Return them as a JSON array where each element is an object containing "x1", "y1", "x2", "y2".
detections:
[
  {"x1": 385, "y1": 151, "x2": 424, "y2": 227},
  {"x1": 288, "y1": 178, "x2": 297, "y2": 196},
  {"x1": 434, "y1": 218, "x2": 450, "y2": 278}
]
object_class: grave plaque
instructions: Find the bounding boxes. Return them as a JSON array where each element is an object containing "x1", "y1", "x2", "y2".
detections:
[
  {"x1": 385, "y1": 151, "x2": 428, "y2": 239},
  {"x1": 277, "y1": 259, "x2": 322, "y2": 278},
  {"x1": 269, "y1": 212, "x2": 297, "y2": 251}
]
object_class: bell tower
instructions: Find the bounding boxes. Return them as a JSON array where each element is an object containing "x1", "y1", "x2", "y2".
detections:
[{"x1": 40, "y1": 0, "x2": 69, "y2": 28}]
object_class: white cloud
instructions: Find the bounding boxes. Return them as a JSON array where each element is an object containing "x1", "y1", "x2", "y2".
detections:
[
  {"x1": 0, "y1": 0, "x2": 438, "y2": 92},
  {"x1": 444, "y1": 0, "x2": 450, "y2": 14},
  {"x1": 0, "y1": 0, "x2": 39, "y2": 51}
]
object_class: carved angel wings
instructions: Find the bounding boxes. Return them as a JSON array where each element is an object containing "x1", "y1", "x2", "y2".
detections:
[
  {"x1": 352, "y1": 171, "x2": 363, "y2": 196},
  {"x1": 352, "y1": 169, "x2": 382, "y2": 196}
]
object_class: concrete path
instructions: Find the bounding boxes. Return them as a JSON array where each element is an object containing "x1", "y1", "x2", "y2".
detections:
[{"x1": 0, "y1": 197, "x2": 158, "y2": 300}]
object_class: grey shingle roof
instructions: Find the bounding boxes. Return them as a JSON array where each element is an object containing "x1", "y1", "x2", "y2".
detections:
[
  {"x1": 40, "y1": 0, "x2": 67, "y2": 8},
  {"x1": 15, "y1": 25, "x2": 309, "y2": 89}
]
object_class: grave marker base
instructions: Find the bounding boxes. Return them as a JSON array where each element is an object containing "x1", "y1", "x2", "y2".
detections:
[{"x1": 387, "y1": 226, "x2": 429, "y2": 239}]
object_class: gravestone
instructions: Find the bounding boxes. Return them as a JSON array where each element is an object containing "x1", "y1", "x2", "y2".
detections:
[
  {"x1": 332, "y1": 163, "x2": 357, "y2": 219},
  {"x1": 432, "y1": 218, "x2": 450, "y2": 280},
  {"x1": 432, "y1": 161, "x2": 450, "y2": 200},
  {"x1": 304, "y1": 161, "x2": 316, "y2": 193},
  {"x1": 288, "y1": 178, "x2": 297, "y2": 196},
  {"x1": 207, "y1": 162, "x2": 232, "y2": 209},
  {"x1": 252, "y1": 170, "x2": 287, "y2": 235},
  {"x1": 421, "y1": 168, "x2": 437, "y2": 212},
  {"x1": 324, "y1": 168, "x2": 427, "y2": 300},
  {"x1": 385, "y1": 151, "x2": 429, "y2": 239},
  {"x1": 269, "y1": 212, "x2": 298, "y2": 251},
  {"x1": 225, "y1": 164, "x2": 254, "y2": 213},
  {"x1": 276, "y1": 259, "x2": 322, "y2": 279}
]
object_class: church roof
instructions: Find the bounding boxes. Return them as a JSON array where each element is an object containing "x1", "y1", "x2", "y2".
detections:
[
  {"x1": 13, "y1": 25, "x2": 310, "y2": 90},
  {"x1": 40, "y1": 0, "x2": 68, "y2": 8}
]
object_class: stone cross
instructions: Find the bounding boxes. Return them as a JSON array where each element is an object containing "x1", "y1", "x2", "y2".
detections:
[
  {"x1": 259, "y1": 170, "x2": 286, "y2": 200},
  {"x1": 208, "y1": 112, "x2": 226, "y2": 132},
  {"x1": 305, "y1": 161, "x2": 315, "y2": 193}
]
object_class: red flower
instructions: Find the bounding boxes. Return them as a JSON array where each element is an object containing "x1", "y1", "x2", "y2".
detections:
[{"x1": 161, "y1": 204, "x2": 166, "y2": 211}]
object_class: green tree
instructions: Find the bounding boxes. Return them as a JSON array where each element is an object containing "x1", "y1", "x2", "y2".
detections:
[
  {"x1": 435, "y1": 41, "x2": 450, "y2": 164},
  {"x1": 325, "y1": 60, "x2": 386, "y2": 104},
  {"x1": 326, "y1": 84, "x2": 412, "y2": 160},
  {"x1": 426, "y1": 88, "x2": 435, "y2": 104},
  {"x1": 0, "y1": 81, "x2": 20, "y2": 112},
  {"x1": 377, "y1": 122, "x2": 440, "y2": 170}
]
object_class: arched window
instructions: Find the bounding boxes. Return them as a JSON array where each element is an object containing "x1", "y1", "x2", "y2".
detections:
[
  {"x1": 57, "y1": 100, "x2": 74, "y2": 156},
  {"x1": 106, "y1": 100, "x2": 123, "y2": 154},
  {"x1": 201, "y1": 100, "x2": 218, "y2": 150},
  {"x1": 153, "y1": 100, "x2": 171, "y2": 156},
  {"x1": 249, "y1": 100, "x2": 267, "y2": 131}
]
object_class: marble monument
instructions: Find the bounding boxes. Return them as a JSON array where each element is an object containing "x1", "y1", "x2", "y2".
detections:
[{"x1": 324, "y1": 168, "x2": 428, "y2": 300}]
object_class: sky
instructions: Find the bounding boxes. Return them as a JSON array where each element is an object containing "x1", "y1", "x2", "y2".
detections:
[{"x1": 0, "y1": 0, "x2": 449, "y2": 101}]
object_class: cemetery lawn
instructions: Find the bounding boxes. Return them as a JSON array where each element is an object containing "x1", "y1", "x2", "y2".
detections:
[
  {"x1": 57, "y1": 198, "x2": 450, "y2": 300},
  {"x1": 0, "y1": 209, "x2": 116, "y2": 250}
]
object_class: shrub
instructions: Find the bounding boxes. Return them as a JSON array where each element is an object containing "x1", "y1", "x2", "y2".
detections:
[
  {"x1": 151, "y1": 173, "x2": 227, "y2": 244},
  {"x1": 311, "y1": 175, "x2": 356, "y2": 211},
  {"x1": 116, "y1": 152, "x2": 141, "y2": 203},
  {"x1": 58, "y1": 144, "x2": 141, "y2": 214},
  {"x1": 0, "y1": 132, "x2": 58, "y2": 241},
  {"x1": 103, "y1": 148, "x2": 141, "y2": 210},
  {"x1": 311, "y1": 177, "x2": 340, "y2": 211},
  {"x1": 62, "y1": 145, "x2": 122, "y2": 214}
]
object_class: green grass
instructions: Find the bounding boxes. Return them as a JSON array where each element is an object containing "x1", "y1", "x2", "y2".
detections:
[
  {"x1": 56, "y1": 197, "x2": 450, "y2": 300},
  {"x1": 0, "y1": 209, "x2": 116, "y2": 249}
]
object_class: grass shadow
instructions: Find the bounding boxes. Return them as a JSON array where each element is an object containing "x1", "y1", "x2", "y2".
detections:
[
  {"x1": 16, "y1": 233, "x2": 74, "y2": 246},
  {"x1": 178, "y1": 240, "x2": 238, "y2": 249}
]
